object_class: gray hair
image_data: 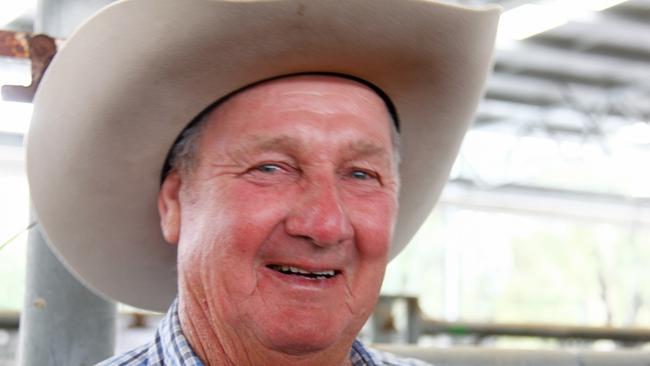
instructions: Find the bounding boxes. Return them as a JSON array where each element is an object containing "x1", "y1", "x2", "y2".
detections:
[{"x1": 166, "y1": 115, "x2": 207, "y2": 177}]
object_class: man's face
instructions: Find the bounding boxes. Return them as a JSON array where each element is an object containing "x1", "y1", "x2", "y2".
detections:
[{"x1": 159, "y1": 75, "x2": 399, "y2": 355}]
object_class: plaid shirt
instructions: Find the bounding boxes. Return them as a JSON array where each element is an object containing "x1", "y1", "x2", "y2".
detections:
[{"x1": 97, "y1": 299, "x2": 431, "y2": 366}]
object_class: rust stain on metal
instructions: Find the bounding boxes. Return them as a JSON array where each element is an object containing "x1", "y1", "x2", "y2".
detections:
[
  {"x1": 0, "y1": 30, "x2": 30, "y2": 58},
  {"x1": 1, "y1": 33, "x2": 58, "y2": 103},
  {"x1": 33, "y1": 297, "x2": 47, "y2": 309}
]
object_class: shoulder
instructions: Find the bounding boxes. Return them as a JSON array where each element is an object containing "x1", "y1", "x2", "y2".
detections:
[
  {"x1": 95, "y1": 343, "x2": 152, "y2": 366},
  {"x1": 365, "y1": 347, "x2": 434, "y2": 366},
  {"x1": 351, "y1": 339, "x2": 434, "y2": 366}
]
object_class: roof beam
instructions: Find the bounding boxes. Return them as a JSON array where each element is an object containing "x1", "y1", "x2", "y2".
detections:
[{"x1": 495, "y1": 42, "x2": 650, "y2": 90}]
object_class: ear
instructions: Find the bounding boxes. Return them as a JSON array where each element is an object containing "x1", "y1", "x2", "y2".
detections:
[{"x1": 158, "y1": 170, "x2": 182, "y2": 245}]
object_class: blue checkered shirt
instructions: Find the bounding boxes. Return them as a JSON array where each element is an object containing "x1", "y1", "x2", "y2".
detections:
[{"x1": 97, "y1": 299, "x2": 431, "y2": 365}]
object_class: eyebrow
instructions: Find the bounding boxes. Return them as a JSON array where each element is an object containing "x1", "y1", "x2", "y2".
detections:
[
  {"x1": 230, "y1": 134, "x2": 391, "y2": 162},
  {"x1": 227, "y1": 135, "x2": 303, "y2": 161},
  {"x1": 345, "y1": 140, "x2": 392, "y2": 161},
  {"x1": 257, "y1": 135, "x2": 304, "y2": 152},
  {"x1": 253, "y1": 135, "x2": 301, "y2": 153}
]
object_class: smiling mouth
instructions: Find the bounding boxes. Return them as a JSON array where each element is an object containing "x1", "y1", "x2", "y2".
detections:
[{"x1": 267, "y1": 265, "x2": 340, "y2": 280}]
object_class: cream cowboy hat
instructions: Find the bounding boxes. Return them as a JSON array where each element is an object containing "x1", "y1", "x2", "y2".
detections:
[{"x1": 26, "y1": 0, "x2": 500, "y2": 311}]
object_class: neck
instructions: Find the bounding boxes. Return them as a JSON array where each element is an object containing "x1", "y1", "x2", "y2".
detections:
[{"x1": 178, "y1": 293, "x2": 354, "y2": 366}]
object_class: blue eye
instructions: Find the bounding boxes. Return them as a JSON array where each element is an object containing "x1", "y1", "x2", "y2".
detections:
[
  {"x1": 256, "y1": 164, "x2": 282, "y2": 173},
  {"x1": 351, "y1": 170, "x2": 372, "y2": 180}
]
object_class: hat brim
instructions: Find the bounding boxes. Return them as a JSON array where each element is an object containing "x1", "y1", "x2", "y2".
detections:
[{"x1": 27, "y1": 0, "x2": 499, "y2": 311}]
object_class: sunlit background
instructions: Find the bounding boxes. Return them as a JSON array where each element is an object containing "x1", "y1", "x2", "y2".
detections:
[{"x1": 1, "y1": 0, "x2": 650, "y2": 361}]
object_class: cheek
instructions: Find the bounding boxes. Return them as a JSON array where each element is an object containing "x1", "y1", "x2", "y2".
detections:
[
  {"x1": 225, "y1": 183, "x2": 295, "y2": 238},
  {"x1": 347, "y1": 194, "x2": 398, "y2": 258},
  {"x1": 182, "y1": 181, "x2": 292, "y2": 240},
  {"x1": 177, "y1": 182, "x2": 293, "y2": 280}
]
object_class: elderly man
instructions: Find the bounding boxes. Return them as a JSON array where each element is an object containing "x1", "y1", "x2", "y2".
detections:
[
  {"x1": 26, "y1": 0, "x2": 499, "y2": 365},
  {"x1": 152, "y1": 74, "x2": 402, "y2": 364}
]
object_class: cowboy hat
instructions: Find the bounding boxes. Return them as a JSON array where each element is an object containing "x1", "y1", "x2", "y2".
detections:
[{"x1": 26, "y1": 0, "x2": 500, "y2": 311}]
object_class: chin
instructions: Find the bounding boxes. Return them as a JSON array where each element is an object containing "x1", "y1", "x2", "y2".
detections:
[
  {"x1": 264, "y1": 327, "x2": 342, "y2": 356},
  {"x1": 258, "y1": 310, "x2": 358, "y2": 356}
]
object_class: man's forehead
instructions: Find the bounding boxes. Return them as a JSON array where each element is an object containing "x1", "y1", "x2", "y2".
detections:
[
  {"x1": 196, "y1": 75, "x2": 397, "y2": 154},
  {"x1": 214, "y1": 74, "x2": 391, "y2": 117},
  {"x1": 200, "y1": 76, "x2": 396, "y2": 154},
  {"x1": 160, "y1": 74, "x2": 399, "y2": 182}
]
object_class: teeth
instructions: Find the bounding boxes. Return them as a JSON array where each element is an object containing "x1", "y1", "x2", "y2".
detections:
[
  {"x1": 313, "y1": 270, "x2": 335, "y2": 276},
  {"x1": 271, "y1": 265, "x2": 336, "y2": 278}
]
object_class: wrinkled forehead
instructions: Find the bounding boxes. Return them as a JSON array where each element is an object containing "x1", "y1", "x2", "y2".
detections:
[
  {"x1": 203, "y1": 73, "x2": 399, "y2": 130},
  {"x1": 161, "y1": 73, "x2": 399, "y2": 180},
  {"x1": 218, "y1": 73, "x2": 398, "y2": 128},
  {"x1": 227, "y1": 75, "x2": 385, "y2": 113}
]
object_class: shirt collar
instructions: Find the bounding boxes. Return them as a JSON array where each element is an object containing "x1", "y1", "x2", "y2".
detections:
[
  {"x1": 153, "y1": 298, "x2": 205, "y2": 366},
  {"x1": 154, "y1": 298, "x2": 379, "y2": 366}
]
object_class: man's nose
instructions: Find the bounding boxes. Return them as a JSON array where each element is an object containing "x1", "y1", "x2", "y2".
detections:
[{"x1": 285, "y1": 178, "x2": 354, "y2": 247}]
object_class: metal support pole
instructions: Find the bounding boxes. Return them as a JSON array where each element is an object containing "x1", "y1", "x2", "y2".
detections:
[
  {"x1": 18, "y1": 225, "x2": 117, "y2": 365},
  {"x1": 17, "y1": 1, "x2": 117, "y2": 365},
  {"x1": 371, "y1": 296, "x2": 398, "y2": 343},
  {"x1": 405, "y1": 297, "x2": 421, "y2": 344}
]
